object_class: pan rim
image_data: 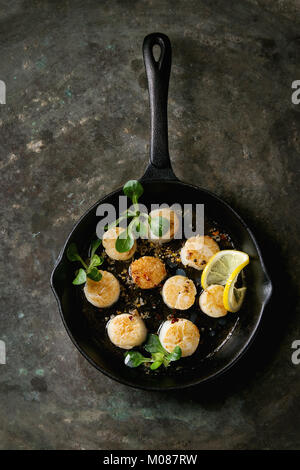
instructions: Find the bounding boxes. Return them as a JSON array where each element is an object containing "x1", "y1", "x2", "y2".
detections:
[{"x1": 50, "y1": 178, "x2": 273, "y2": 390}]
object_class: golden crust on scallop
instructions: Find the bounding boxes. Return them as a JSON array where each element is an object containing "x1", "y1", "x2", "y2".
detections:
[
  {"x1": 199, "y1": 284, "x2": 227, "y2": 318},
  {"x1": 102, "y1": 227, "x2": 137, "y2": 261},
  {"x1": 84, "y1": 270, "x2": 120, "y2": 308},
  {"x1": 107, "y1": 313, "x2": 147, "y2": 349},
  {"x1": 181, "y1": 235, "x2": 219, "y2": 270},
  {"x1": 130, "y1": 256, "x2": 167, "y2": 289},
  {"x1": 162, "y1": 275, "x2": 196, "y2": 310},
  {"x1": 159, "y1": 319, "x2": 200, "y2": 357}
]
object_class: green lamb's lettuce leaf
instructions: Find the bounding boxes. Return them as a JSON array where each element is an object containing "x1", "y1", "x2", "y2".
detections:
[
  {"x1": 72, "y1": 268, "x2": 87, "y2": 285},
  {"x1": 90, "y1": 239, "x2": 102, "y2": 258},
  {"x1": 67, "y1": 240, "x2": 103, "y2": 285},
  {"x1": 89, "y1": 254, "x2": 103, "y2": 269},
  {"x1": 124, "y1": 334, "x2": 182, "y2": 371},
  {"x1": 149, "y1": 215, "x2": 170, "y2": 237},
  {"x1": 67, "y1": 243, "x2": 80, "y2": 261},
  {"x1": 166, "y1": 345, "x2": 182, "y2": 362},
  {"x1": 86, "y1": 267, "x2": 102, "y2": 282},
  {"x1": 124, "y1": 351, "x2": 151, "y2": 368},
  {"x1": 123, "y1": 180, "x2": 144, "y2": 204},
  {"x1": 150, "y1": 360, "x2": 163, "y2": 370},
  {"x1": 144, "y1": 334, "x2": 166, "y2": 355},
  {"x1": 115, "y1": 229, "x2": 135, "y2": 253},
  {"x1": 67, "y1": 243, "x2": 87, "y2": 269}
]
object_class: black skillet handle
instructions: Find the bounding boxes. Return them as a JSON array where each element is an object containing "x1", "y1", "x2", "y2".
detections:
[{"x1": 141, "y1": 33, "x2": 177, "y2": 180}]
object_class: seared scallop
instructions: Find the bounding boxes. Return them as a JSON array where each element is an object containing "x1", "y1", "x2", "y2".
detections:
[
  {"x1": 107, "y1": 312, "x2": 147, "y2": 349},
  {"x1": 199, "y1": 284, "x2": 227, "y2": 318},
  {"x1": 84, "y1": 270, "x2": 120, "y2": 308},
  {"x1": 129, "y1": 256, "x2": 167, "y2": 289},
  {"x1": 102, "y1": 227, "x2": 137, "y2": 261},
  {"x1": 181, "y1": 235, "x2": 219, "y2": 270},
  {"x1": 148, "y1": 208, "x2": 180, "y2": 243},
  {"x1": 159, "y1": 318, "x2": 200, "y2": 357},
  {"x1": 162, "y1": 275, "x2": 196, "y2": 310}
]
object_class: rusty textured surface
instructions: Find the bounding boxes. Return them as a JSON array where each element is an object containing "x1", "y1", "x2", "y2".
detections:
[{"x1": 0, "y1": 0, "x2": 300, "y2": 449}]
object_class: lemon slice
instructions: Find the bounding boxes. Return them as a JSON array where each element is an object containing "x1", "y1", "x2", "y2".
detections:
[
  {"x1": 223, "y1": 268, "x2": 247, "y2": 312},
  {"x1": 201, "y1": 250, "x2": 249, "y2": 289}
]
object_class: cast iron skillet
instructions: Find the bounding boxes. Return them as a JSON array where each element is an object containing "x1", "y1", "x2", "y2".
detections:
[{"x1": 51, "y1": 33, "x2": 272, "y2": 390}]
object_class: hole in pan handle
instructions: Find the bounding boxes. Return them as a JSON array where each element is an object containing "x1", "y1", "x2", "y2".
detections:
[{"x1": 142, "y1": 32, "x2": 177, "y2": 181}]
